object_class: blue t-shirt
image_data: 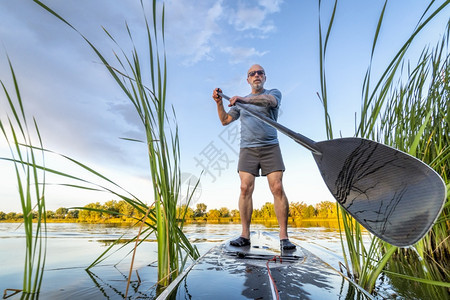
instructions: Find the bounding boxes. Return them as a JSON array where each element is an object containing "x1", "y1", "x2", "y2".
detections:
[{"x1": 228, "y1": 89, "x2": 281, "y2": 148}]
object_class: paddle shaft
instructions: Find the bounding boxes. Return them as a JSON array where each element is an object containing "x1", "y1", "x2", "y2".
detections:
[{"x1": 218, "y1": 92, "x2": 321, "y2": 155}]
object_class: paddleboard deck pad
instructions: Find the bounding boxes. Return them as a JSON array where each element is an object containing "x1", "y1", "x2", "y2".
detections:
[
  {"x1": 224, "y1": 232, "x2": 303, "y2": 267},
  {"x1": 159, "y1": 231, "x2": 372, "y2": 299}
]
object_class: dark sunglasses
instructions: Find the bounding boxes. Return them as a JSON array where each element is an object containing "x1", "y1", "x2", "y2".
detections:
[{"x1": 248, "y1": 70, "x2": 265, "y2": 77}]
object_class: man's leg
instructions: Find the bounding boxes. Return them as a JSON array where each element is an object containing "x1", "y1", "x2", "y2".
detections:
[
  {"x1": 238, "y1": 171, "x2": 255, "y2": 239},
  {"x1": 267, "y1": 171, "x2": 289, "y2": 240}
]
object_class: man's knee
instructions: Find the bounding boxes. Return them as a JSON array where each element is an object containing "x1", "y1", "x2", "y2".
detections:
[
  {"x1": 240, "y1": 181, "x2": 254, "y2": 196},
  {"x1": 270, "y1": 180, "x2": 283, "y2": 197}
]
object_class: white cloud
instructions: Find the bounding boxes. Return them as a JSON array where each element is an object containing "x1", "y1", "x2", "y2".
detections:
[
  {"x1": 221, "y1": 46, "x2": 268, "y2": 64},
  {"x1": 228, "y1": 0, "x2": 282, "y2": 33},
  {"x1": 258, "y1": 0, "x2": 283, "y2": 13},
  {"x1": 164, "y1": 0, "x2": 283, "y2": 65},
  {"x1": 0, "y1": 1, "x2": 152, "y2": 169},
  {"x1": 165, "y1": 0, "x2": 224, "y2": 65}
]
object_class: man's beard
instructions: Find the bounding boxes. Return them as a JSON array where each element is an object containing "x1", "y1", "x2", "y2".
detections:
[{"x1": 251, "y1": 81, "x2": 264, "y2": 91}]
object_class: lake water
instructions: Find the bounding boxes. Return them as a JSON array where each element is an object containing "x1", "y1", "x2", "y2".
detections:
[
  {"x1": 1, "y1": 222, "x2": 444, "y2": 299},
  {"x1": 1, "y1": 222, "x2": 351, "y2": 299}
]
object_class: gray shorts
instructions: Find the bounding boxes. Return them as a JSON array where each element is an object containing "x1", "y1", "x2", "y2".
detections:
[{"x1": 238, "y1": 144, "x2": 285, "y2": 177}]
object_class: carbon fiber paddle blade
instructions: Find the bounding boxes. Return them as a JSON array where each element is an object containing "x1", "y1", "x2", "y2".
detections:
[{"x1": 313, "y1": 138, "x2": 446, "y2": 247}]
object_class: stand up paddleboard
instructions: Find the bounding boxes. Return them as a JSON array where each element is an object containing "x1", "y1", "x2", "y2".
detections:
[{"x1": 157, "y1": 232, "x2": 373, "y2": 299}]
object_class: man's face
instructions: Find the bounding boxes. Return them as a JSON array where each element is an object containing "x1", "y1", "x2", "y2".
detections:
[{"x1": 247, "y1": 66, "x2": 266, "y2": 91}]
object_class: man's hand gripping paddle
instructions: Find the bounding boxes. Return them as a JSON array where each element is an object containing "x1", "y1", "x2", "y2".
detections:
[{"x1": 218, "y1": 91, "x2": 446, "y2": 247}]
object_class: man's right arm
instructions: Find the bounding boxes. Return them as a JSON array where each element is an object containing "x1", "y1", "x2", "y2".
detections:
[{"x1": 213, "y1": 88, "x2": 235, "y2": 126}]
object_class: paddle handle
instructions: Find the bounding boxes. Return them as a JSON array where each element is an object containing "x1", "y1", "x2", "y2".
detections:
[{"x1": 218, "y1": 92, "x2": 321, "y2": 155}]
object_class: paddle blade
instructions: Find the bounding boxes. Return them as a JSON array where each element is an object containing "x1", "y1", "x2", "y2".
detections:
[{"x1": 313, "y1": 138, "x2": 446, "y2": 247}]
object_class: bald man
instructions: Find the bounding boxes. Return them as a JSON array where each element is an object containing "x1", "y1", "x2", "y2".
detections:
[{"x1": 212, "y1": 64, "x2": 295, "y2": 250}]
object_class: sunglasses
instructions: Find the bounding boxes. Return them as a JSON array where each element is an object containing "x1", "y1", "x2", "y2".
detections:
[{"x1": 248, "y1": 70, "x2": 265, "y2": 77}]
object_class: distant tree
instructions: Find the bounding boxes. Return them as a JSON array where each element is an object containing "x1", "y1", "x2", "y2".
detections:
[
  {"x1": 46, "y1": 210, "x2": 55, "y2": 219},
  {"x1": 185, "y1": 207, "x2": 194, "y2": 219},
  {"x1": 252, "y1": 208, "x2": 262, "y2": 219},
  {"x1": 289, "y1": 202, "x2": 307, "y2": 219},
  {"x1": 55, "y1": 207, "x2": 68, "y2": 219},
  {"x1": 117, "y1": 200, "x2": 135, "y2": 218},
  {"x1": 207, "y1": 209, "x2": 220, "y2": 221},
  {"x1": 33, "y1": 211, "x2": 41, "y2": 219},
  {"x1": 219, "y1": 207, "x2": 230, "y2": 218},
  {"x1": 316, "y1": 201, "x2": 335, "y2": 219},
  {"x1": 193, "y1": 203, "x2": 207, "y2": 218},
  {"x1": 79, "y1": 202, "x2": 102, "y2": 222},
  {"x1": 103, "y1": 200, "x2": 120, "y2": 218},
  {"x1": 6, "y1": 212, "x2": 17, "y2": 220},
  {"x1": 67, "y1": 209, "x2": 79, "y2": 219},
  {"x1": 230, "y1": 209, "x2": 240, "y2": 219},
  {"x1": 177, "y1": 205, "x2": 194, "y2": 220},
  {"x1": 0, "y1": 211, "x2": 6, "y2": 220},
  {"x1": 303, "y1": 205, "x2": 317, "y2": 218},
  {"x1": 261, "y1": 202, "x2": 276, "y2": 219},
  {"x1": 78, "y1": 207, "x2": 89, "y2": 222}
]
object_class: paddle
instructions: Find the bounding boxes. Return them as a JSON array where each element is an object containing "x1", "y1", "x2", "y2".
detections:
[{"x1": 218, "y1": 91, "x2": 446, "y2": 247}]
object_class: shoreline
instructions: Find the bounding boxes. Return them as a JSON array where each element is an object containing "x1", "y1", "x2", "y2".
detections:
[{"x1": 0, "y1": 217, "x2": 340, "y2": 225}]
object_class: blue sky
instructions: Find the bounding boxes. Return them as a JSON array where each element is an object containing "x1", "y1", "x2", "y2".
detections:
[{"x1": 0, "y1": 0, "x2": 448, "y2": 213}]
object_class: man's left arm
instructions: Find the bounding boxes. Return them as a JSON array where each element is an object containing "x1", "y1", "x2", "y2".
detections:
[
  {"x1": 244, "y1": 94, "x2": 277, "y2": 107},
  {"x1": 229, "y1": 90, "x2": 281, "y2": 108}
]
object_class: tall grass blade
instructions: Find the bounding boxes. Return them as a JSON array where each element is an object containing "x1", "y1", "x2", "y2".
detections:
[
  {"x1": 384, "y1": 270, "x2": 450, "y2": 288},
  {"x1": 33, "y1": 0, "x2": 200, "y2": 288},
  {"x1": 0, "y1": 59, "x2": 47, "y2": 296}
]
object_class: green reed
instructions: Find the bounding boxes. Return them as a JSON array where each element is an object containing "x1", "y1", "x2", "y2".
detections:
[
  {"x1": 378, "y1": 24, "x2": 449, "y2": 262},
  {"x1": 318, "y1": 0, "x2": 449, "y2": 294},
  {"x1": 32, "y1": 0, "x2": 200, "y2": 288},
  {"x1": 0, "y1": 59, "x2": 47, "y2": 296},
  {"x1": 383, "y1": 248, "x2": 450, "y2": 298}
]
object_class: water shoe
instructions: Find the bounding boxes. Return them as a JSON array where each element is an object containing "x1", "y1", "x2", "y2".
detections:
[
  {"x1": 230, "y1": 236, "x2": 251, "y2": 247},
  {"x1": 280, "y1": 239, "x2": 296, "y2": 250}
]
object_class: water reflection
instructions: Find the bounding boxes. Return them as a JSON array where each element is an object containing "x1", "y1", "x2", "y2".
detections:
[
  {"x1": 86, "y1": 269, "x2": 127, "y2": 299},
  {"x1": 0, "y1": 222, "x2": 347, "y2": 300},
  {"x1": 377, "y1": 251, "x2": 450, "y2": 299},
  {"x1": 85, "y1": 266, "x2": 158, "y2": 299}
]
